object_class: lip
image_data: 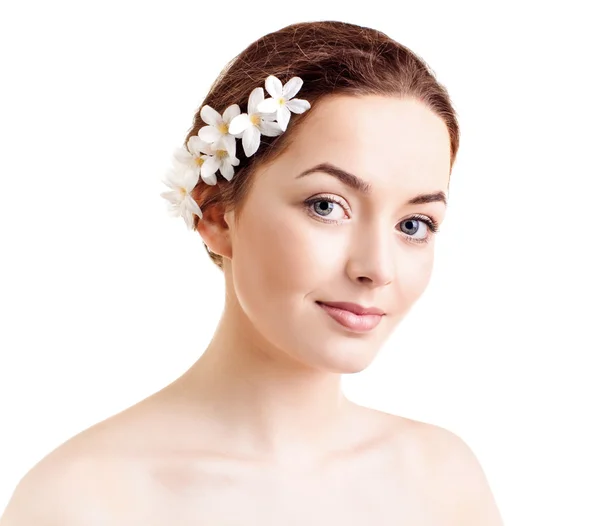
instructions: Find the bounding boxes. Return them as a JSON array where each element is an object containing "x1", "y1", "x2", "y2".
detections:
[
  {"x1": 316, "y1": 301, "x2": 384, "y2": 332},
  {"x1": 317, "y1": 301, "x2": 385, "y2": 316}
]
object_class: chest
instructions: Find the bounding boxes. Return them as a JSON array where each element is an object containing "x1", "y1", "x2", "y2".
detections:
[{"x1": 120, "y1": 459, "x2": 455, "y2": 526}]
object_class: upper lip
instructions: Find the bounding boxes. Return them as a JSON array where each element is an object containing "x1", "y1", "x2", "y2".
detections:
[{"x1": 317, "y1": 301, "x2": 385, "y2": 316}]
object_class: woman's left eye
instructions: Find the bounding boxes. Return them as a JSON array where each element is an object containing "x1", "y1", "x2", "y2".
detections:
[{"x1": 398, "y1": 217, "x2": 437, "y2": 243}]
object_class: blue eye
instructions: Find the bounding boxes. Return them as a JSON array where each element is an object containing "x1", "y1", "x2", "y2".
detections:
[
  {"x1": 304, "y1": 196, "x2": 348, "y2": 221},
  {"x1": 398, "y1": 215, "x2": 439, "y2": 244},
  {"x1": 400, "y1": 218, "x2": 424, "y2": 236},
  {"x1": 313, "y1": 200, "x2": 334, "y2": 216}
]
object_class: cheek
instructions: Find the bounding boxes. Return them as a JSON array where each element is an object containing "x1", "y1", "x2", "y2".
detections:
[
  {"x1": 415, "y1": 257, "x2": 434, "y2": 294},
  {"x1": 394, "y1": 248, "x2": 435, "y2": 311},
  {"x1": 231, "y1": 201, "x2": 331, "y2": 310}
]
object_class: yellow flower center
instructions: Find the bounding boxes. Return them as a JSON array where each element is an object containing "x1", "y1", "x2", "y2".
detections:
[
  {"x1": 194, "y1": 157, "x2": 204, "y2": 167},
  {"x1": 278, "y1": 97, "x2": 286, "y2": 106},
  {"x1": 218, "y1": 123, "x2": 229, "y2": 134},
  {"x1": 216, "y1": 150, "x2": 228, "y2": 160},
  {"x1": 250, "y1": 114, "x2": 261, "y2": 126},
  {"x1": 178, "y1": 187, "x2": 188, "y2": 196}
]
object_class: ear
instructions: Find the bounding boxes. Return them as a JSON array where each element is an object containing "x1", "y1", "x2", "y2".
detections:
[{"x1": 195, "y1": 202, "x2": 233, "y2": 260}]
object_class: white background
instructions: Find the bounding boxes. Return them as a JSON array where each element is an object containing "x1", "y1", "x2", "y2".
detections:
[{"x1": 1, "y1": 1, "x2": 598, "y2": 524}]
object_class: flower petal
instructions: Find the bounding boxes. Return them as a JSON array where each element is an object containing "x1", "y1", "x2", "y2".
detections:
[
  {"x1": 265, "y1": 75, "x2": 283, "y2": 98},
  {"x1": 220, "y1": 161, "x2": 235, "y2": 181},
  {"x1": 282, "y1": 77, "x2": 303, "y2": 100},
  {"x1": 248, "y1": 87, "x2": 264, "y2": 114},
  {"x1": 221, "y1": 134, "x2": 237, "y2": 157},
  {"x1": 201, "y1": 155, "x2": 219, "y2": 183},
  {"x1": 242, "y1": 125, "x2": 261, "y2": 157},
  {"x1": 182, "y1": 166, "x2": 200, "y2": 191},
  {"x1": 181, "y1": 207, "x2": 197, "y2": 230},
  {"x1": 161, "y1": 169, "x2": 179, "y2": 190},
  {"x1": 160, "y1": 189, "x2": 179, "y2": 206},
  {"x1": 228, "y1": 113, "x2": 251, "y2": 135},
  {"x1": 257, "y1": 98, "x2": 278, "y2": 114},
  {"x1": 277, "y1": 106, "x2": 291, "y2": 132},
  {"x1": 169, "y1": 164, "x2": 193, "y2": 184},
  {"x1": 173, "y1": 146, "x2": 192, "y2": 166},
  {"x1": 222, "y1": 104, "x2": 241, "y2": 123},
  {"x1": 286, "y1": 98, "x2": 311, "y2": 114},
  {"x1": 200, "y1": 105, "x2": 222, "y2": 126},
  {"x1": 259, "y1": 120, "x2": 283, "y2": 137},
  {"x1": 258, "y1": 111, "x2": 277, "y2": 121},
  {"x1": 165, "y1": 204, "x2": 181, "y2": 219},
  {"x1": 188, "y1": 136, "x2": 212, "y2": 155},
  {"x1": 198, "y1": 126, "x2": 222, "y2": 143},
  {"x1": 184, "y1": 195, "x2": 203, "y2": 219},
  {"x1": 201, "y1": 171, "x2": 217, "y2": 186}
]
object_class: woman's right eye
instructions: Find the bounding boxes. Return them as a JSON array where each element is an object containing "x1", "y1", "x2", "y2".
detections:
[{"x1": 304, "y1": 196, "x2": 349, "y2": 221}]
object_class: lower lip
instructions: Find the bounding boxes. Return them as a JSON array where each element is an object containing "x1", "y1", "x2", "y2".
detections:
[{"x1": 316, "y1": 302, "x2": 383, "y2": 332}]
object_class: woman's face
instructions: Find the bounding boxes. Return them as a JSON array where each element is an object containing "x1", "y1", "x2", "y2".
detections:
[{"x1": 224, "y1": 95, "x2": 451, "y2": 373}]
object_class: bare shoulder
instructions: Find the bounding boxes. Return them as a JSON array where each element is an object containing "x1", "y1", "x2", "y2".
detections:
[
  {"x1": 0, "y1": 398, "x2": 161, "y2": 526},
  {"x1": 390, "y1": 415, "x2": 504, "y2": 525},
  {"x1": 0, "y1": 436, "x2": 105, "y2": 525}
]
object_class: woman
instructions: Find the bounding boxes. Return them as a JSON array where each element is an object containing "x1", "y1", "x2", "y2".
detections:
[{"x1": 1, "y1": 20, "x2": 503, "y2": 525}]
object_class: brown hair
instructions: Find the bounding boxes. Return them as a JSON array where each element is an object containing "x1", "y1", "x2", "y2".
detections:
[{"x1": 185, "y1": 20, "x2": 460, "y2": 270}]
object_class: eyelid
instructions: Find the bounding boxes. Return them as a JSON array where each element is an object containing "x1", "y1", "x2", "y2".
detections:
[
  {"x1": 308, "y1": 193, "x2": 351, "y2": 213},
  {"x1": 409, "y1": 213, "x2": 440, "y2": 233}
]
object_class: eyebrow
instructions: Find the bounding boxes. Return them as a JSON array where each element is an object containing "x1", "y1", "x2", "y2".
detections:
[{"x1": 296, "y1": 162, "x2": 447, "y2": 207}]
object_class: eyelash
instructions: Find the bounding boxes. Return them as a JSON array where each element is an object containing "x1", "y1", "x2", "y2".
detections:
[{"x1": 303, "y1": 194, "x2": 440, "y2": 245}]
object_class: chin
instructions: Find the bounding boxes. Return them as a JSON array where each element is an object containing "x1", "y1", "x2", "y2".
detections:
[{"x1": 287, "y1": 335, "x2": 383, "y2": 374}]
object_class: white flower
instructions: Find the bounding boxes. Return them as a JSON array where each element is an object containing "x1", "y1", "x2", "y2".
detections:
[
  {"x1": 172, "y1": 136, "x2": 216, "y2": 185},
  {"x1": 198, "y1": 141, "x2": 240, "y2": 182},
  {"x1": 228, "y1": 87, "x2": 283, "y2": 157},
  {"x1": 160, "y1": 164, "x2": 203, "y2": 230},
  {"x1": 257, "y1": 75, "x2": 311, "y2": 132},
  {"x1": 198, "y1": 104, "x2": 240, "y2": 156}
]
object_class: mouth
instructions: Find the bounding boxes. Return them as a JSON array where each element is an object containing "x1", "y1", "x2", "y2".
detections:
[{"x1": 316, "y1": 301, "x2": 384, "y2": 333}]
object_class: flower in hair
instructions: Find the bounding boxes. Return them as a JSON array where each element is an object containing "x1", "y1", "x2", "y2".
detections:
[
  {"x1": 161, "y1": 74, "x2": 310, "y2": 230},
  {"x1": 257, "y1": 75, "x2": 311, "y2": 132},
  {"x1": 196, "y1": 140, "x2": 240, "y2": 182},
  {"x1": 198, "y1": 104, "x2": 241, "y2": 156},
  {"x1": 228, "y1": 87, "x2": 283, "y2": 157},
  {"x1": 160, "y1": 164, "x2": 203, "y2": 230},
  {"x1": 172, "y1": 137, "x2": 216, "y2": 185}
]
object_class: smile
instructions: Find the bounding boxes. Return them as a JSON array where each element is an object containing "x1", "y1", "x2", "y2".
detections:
[{"x1": 316, "y1": 301, "x2": 383, "y2": 333}]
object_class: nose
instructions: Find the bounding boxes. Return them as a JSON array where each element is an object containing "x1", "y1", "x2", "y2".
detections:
[{"x1": 345, "y1": 221, "x2": 394, "y2": 288}]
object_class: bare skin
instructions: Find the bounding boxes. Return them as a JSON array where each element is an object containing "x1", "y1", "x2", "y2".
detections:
[
  {"x1": 0, "y1": 388, "x2": 502, "y2": 525},
  {"x1": 1, "y1": 96, "x2": 503, "y2": 525}
]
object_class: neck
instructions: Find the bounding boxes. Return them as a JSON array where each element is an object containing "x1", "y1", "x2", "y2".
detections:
[{"x1": 172, "y1": 284, "x2": 358, "y2": 467}]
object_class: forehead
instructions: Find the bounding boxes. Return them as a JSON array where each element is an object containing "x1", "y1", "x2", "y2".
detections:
[{"x1": 269, "y1": 94, "x2": 451, "y2": 194}]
